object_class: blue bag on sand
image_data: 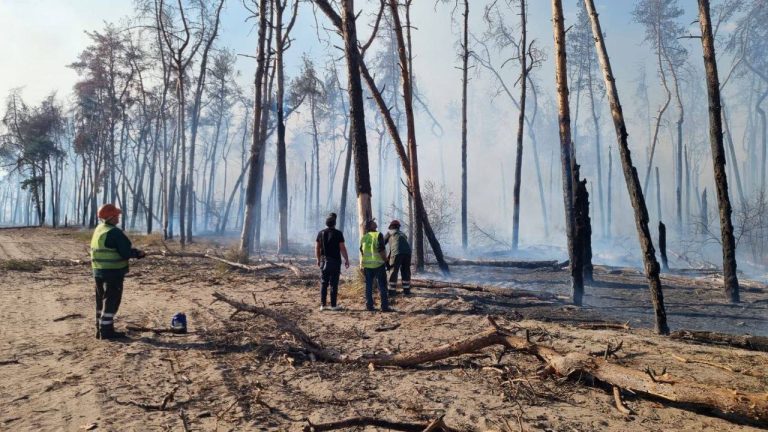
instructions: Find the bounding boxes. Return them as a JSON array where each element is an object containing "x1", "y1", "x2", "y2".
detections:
[{"x1": 171, "y1": 312, "x2": 187, "y2": 334}]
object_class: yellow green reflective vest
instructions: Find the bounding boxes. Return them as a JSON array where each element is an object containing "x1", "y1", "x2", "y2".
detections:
[
  {"x1": 90, "y1": 223, "x2": 129, "y2": 270},
  {"x1": 361, "y1": 231, "x2": 384, "y2": 269}
]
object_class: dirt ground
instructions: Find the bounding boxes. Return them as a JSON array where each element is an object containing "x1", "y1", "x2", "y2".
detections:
[{"x1": 1, "y1": 227, "x2": 767, "y2": 431}]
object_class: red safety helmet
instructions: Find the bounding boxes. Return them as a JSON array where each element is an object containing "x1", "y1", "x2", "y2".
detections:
[
  {"x1": 97, "y1": 203, "x2": 122, "y2": 221},
  {"x1": 388, "y1": 219, "x2": 401, "y2": 229}
]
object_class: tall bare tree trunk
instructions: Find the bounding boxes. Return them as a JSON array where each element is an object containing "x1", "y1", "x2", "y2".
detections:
[
  {"x1": 388, "y1": 0, "x2": 425, "y2": 269},
  {"x1": 551, "y1": 0, "x2": 583, "y2": 305},
  {"x1": 275, "y1": 0, "x2": 298, "y2": 254},
  {"x1": 512, "y1": 0, "x2": 528, "y2": 252},
  {"x1": 460, "y1": 0, "x2": 469, "y2": 251},
  {"x1": 240, "y1": 0, "x2": 269, "y2": 256},
  {"x1": 584, "y1": 0, "x2": 669, "y2": 334},
  {"x1": 698, "y1": 0, "x2": 739, "y2": 303},
  {"x1": 607, "y1": 146, "x2": 612, "y2": 237}
]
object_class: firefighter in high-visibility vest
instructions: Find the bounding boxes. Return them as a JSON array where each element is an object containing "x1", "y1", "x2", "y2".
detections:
[
  {"x1": 90, "y1": 204, "x2": 145, "y2": 339},
  {"x1": 359, "y1": 219, "x2": 391, "y2": 312}
]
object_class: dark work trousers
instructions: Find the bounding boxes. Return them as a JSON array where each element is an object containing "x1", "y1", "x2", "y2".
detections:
[
  {"x1": 388, "y1": 254, "x2": 412, "y2": 293},
  {"x1": 95, "y1": 276, "x2": 124, "y2": 336},
  {"x1": 364, "y1": 266, "x2": 389, "y2": 311},
  {"x1": 320, "y1": 263, "x2": 341, "y2": 307}
]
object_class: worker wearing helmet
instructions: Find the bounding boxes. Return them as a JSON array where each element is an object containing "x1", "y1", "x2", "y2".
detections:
[
  {"x1": 90, "y1": 204, "x2": 145, "y2": 340},
  {"x1": 384, "y1": 220, "x2": 412, "y2": 295}
]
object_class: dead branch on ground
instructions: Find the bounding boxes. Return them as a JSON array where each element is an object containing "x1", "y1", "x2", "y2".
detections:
[
  {"x1": 576, "y1": 321, "x2": 630, "y2": 330},
  {"x1": 213, "y1": 292, "x2": 768, "y2": 423},
  {"x1": 52, "y1": 313, "x2": 84, "y2": 322},
  {"x1": 303, "y1": 416, "x2": 455, "y2": 432}
]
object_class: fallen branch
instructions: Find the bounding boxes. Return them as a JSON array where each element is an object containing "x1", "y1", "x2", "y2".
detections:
[
  {"x1": 612, "y1": 386, "x2": 632, "y2": 415},
  {"x1": 671, "y1": 354, "x2": 735, "y2": 372},
  {"x1": 576, "y1": 321, "x2": 630, "y2": 330},
  {"x1": 409, "y1": 278, "x2": 557, "y2": 301},
  {"x1": 0, "y1": 359, "x2": 19, "y2": 366},
  {"x1": 671, "y1": 330, "x2": 768, "y2": 353},
  {"x1": 375, "y1": 323, "x2": 401, "y2": 332},
  {"x1": 53, "y1": 313, "x2": 84, "y2": 322},
  {"x1": 125, "y1": 324, "x2": 191, "y2": 335},
  {"x1": 212, "y1": 292, "x2": 342, "y2": 362},
  {"x1": 213, "y1": 292, "x2": 768, "y2": 423},
  {"x1": 438, "y1": 259, "x2": 559, "y2": 269},
  {"x1": 303, "y1": 416, "x2": 454, "y2": 432}
]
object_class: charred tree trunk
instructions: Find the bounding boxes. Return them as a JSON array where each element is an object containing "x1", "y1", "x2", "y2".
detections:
[
  {"x1": 389, "y1": 0, "x2": 425, "y2": 270},
  {"x1": 552, "y1": 0, "x2": 583, "y2": 305},
  {"x1": 584, "y1": 0, "x2": 669, "y2": 334},
  {"x1": 607, "y1": 146, "x2": 612, "y2": 237},
  {"x1": 698, "y1": 0, "x2": 739, "y2": 303},
  {"x1": 656, "y1": 166, "x2": 662, "y2": 221},
  {"x1": 275, "y1": 0, "x2": 298, "y2": 254},
  {"x1": 574, "y1": 167, "x2": 593, "y2": 283},
  {"x1": 460, "y1": 0, "x2": 469, "y2": 251},
  {"x1": 659, "y1": 221, "x2": 669, "y2": 271},
  {"x1": 240, "y1": 0, "x2": 269, "y2": 256},
  {"x1": 512, "y1": 0, "x2": 528, "y2": 252}
]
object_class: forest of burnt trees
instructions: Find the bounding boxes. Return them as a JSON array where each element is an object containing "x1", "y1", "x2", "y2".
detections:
[{"x1": 1, "y1": 1, "x2": 767, "y2": 332}]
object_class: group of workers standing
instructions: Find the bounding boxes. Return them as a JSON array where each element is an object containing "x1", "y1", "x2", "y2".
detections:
[
  {"x1": 315, "y1": 212, "x2": 412, "y2": 312},
  {"x1": 87, "y1": 204, "x2": 413, "y2": 341}
]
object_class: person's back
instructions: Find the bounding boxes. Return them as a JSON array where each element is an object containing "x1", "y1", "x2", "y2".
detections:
[
  {"x1": 384, "y1": 220, "x2": 412, "y2": 295},
  {"x1": 317, "y1": 227, "x2": 344, "y2": 262},
  {"x1": 315, "y1": 213, "x2": 349, "y2": 311}
]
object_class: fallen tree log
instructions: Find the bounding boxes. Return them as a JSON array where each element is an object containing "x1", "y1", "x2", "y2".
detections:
[
  {"x1": 155, "y1": 251, "x2": 304, "y2": 277},
  {"x1": 409, "y1": 278, "x2": 558, "y2": 301},
  {"x1": 213, "y1": 292, "x2": 768, "y2": 424},
  {"x1": 671, "y1": 330, "x2": 768, "y2": 353},
  {"x1": 304, "y1": 416, "x2": 454, "y2": 432},
  {"x1": 443, "y1": 259, "x2": 559, "y2": 269}
]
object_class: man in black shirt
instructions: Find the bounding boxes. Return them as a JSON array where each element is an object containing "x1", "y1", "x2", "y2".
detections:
[{"x1": 315, "y1": 213, "x2": 350, "y2": 311}]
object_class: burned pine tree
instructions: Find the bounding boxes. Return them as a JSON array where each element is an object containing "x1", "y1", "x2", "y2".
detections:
[
  {"x1": 697, "y1": 0, "x2": 740, "y2": 303},
  {"x1": 240, "y1": 0, "x2": 269, "y2": 256},
  {"x1": 584, "y1": 0, "x2": 669, "y2": 335},
  {"x1": 551, "y1": 0, "x2": 584, "y2": 305},
  {"x1": 312, "y1": 0, "x2": 375, "y2": 237},
  {"x1": 633, "y1": 0, "x2": 688, "y2": 233},
  {"x1": 475, "y1": 1, "x2": 546, "y2": 246},
  {"x1": 274, "y1": 0, "x2": 299, "y2": 254}
]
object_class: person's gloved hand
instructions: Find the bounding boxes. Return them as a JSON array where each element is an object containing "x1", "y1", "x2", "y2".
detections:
[{"x1": 131, "y1": 248, "x2": 146, "y2": 259}]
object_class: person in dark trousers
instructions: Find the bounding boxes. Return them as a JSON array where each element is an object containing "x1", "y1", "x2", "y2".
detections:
[
  {"x1": 315, "y1": 212, "x2": 350, "y2": 311},
  {"x1": 360, "y1": 219, "x2": 391, "y2": 312},
  {"x1": 90, "y1": 204, "x2": 145, "y2": 340},
  {"x1": 384, "y1": 219, "x2": 412, "y2": 295}
]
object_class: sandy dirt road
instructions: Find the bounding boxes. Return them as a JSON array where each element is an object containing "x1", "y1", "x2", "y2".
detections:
[{"x1": 1, "y1": 227, "x2": 767, "y2": 431}]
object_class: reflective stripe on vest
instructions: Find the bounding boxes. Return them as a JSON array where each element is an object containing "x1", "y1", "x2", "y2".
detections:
[
  {"x1": 361, "y1": 232, "x2": 384, "y2": 269},
  {"x1": 90, "y1": 223, "x2": 128, "y2": 270}
]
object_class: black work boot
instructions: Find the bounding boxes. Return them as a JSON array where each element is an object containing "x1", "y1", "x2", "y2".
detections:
[{"x1": 100, "y1": 326, "x2": 127, "y2": 340}]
